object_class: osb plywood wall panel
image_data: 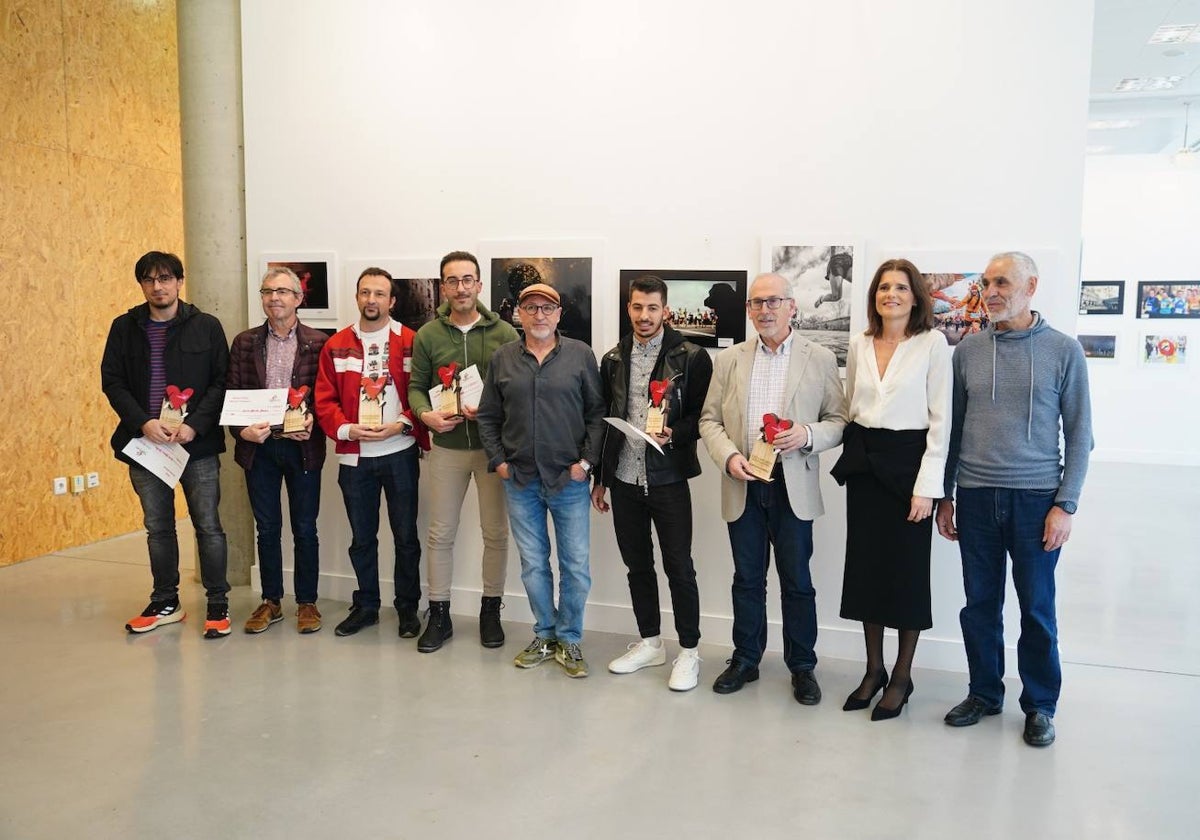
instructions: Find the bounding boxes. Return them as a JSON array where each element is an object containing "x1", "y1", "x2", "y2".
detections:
[{"x1": 0, "y1": 0, "x2": 184, "y2": 566}]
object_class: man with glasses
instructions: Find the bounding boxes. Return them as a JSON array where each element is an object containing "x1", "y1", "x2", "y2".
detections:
[
  {"x1": 700, "y1": 273, "x2": 847, "y2": 701},
  {"x1": 315, "y1": 268, "x2": 430, "y2": 638},
  {"x1": 226, "y1": 267, "x2": 328, "y2": 634},
  {"x1": 102, "y1": 251, "x2": 233, "y2": 637},
  {"x1": 476, "y1": 283, "x2": 606, "y2": 677},
  {"x1": 407, "y1": 251, "x2": 519, "y2": 653}
]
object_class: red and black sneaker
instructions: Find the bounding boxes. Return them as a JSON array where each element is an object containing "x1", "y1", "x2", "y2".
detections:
[
  {"x1": 125, "y1": 600, "x2": 185, "y2": 634},
  {"x1": 203, "y1": 603, "x2": 232, "y2": 639}
]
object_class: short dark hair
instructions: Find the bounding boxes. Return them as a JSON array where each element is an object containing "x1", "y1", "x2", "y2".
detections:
[
  {"x1": 356, "y1": 266, "x2": 395, "y2": 296},
  {"x1": 864, "y1": 258, "x2": 933, "y2": 336},
  {"x1": 439, "y1": 251, "x2": 480, "y2": 280},
  {"x1": 134, "y1": 251, "x2": 184, "y2": 282},
  {"x1": 629, "y1": 274, "x2": 668, "y2": 303}
]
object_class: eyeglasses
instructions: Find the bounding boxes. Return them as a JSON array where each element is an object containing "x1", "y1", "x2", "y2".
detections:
[
  {"x1": 139, "y1": 274, "x2": 177, "y2": 286},
  {"x1": 519, "y1": 303, "x2": 559, "y2": 316},
  {"x1": 746, "y1": 296, "x2": 792, "y2": 311},
  {"x1": 442, "y1": 276, "x2": 478, "y2": 288},
  {"x1": 259, "y1": 287, "x2": 299, "y2": 297}
]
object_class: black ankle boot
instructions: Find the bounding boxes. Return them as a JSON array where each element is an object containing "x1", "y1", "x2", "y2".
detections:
[
  {"x1": 479, "y1": 596, "x2": 505, "y2": 648},
  {"x1": 417, "y1": 601, "x2": 453, "y2": 653}
]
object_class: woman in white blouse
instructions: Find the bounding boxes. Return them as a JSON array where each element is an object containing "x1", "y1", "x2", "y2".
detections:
[{"x1": 831, "y1": 258, "x2": 952, "y2": 721}]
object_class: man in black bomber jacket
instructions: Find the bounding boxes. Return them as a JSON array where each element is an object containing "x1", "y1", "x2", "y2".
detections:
[{"x1": 590, "y1": 275, "x2": 713, "y2": 691}]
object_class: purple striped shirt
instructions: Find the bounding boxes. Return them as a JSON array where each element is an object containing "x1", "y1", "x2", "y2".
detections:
[{"x1": 144, "y1": 319, "x2": 173, "y2": 414}]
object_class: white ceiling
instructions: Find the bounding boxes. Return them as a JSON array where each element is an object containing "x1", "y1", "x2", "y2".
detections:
[{"x1": 1089, "y1": 0, "x2": 1200, "y2": 154}]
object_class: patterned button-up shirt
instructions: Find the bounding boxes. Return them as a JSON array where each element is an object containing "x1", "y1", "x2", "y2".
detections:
[
  {"x1": 265, "y1": 322, "x2": 298, "y2": 389},
  {"x1": 615, "y1": 331, "x2": 663, "y2": 486},
  {"x1": 746, "y1": 330, "x2": 793, "y2": 453}
]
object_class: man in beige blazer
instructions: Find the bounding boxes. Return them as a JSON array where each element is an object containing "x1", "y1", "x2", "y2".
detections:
[{"x1": 700, "y1": 272, "x2": 847, "y2": 702}]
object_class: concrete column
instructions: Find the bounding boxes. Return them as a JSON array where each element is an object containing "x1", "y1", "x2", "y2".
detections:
[{"x1": 176, "y1": 0, "x2": 254, "y2": 586}]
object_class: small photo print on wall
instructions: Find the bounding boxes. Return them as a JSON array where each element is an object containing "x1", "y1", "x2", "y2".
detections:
[
  {"x1": 1143, "y1": 335, "x2": 1187, "y2": 364},
  {"x1": 259, "y1": 252, "x2": 338, "y2": 324},
  {"x1": 1078, "y1": 334, "x2": 1117, "y2": 360},
  {"x1": 618, "y1": 270, "x2": 747, "y2": 349},
  {"x1": 490, "y1": 256, "x2": 593, "y2": 346},
  {"x1": 762, "y1": 239, "x2": 861, "y2": 367},
  {"x1": 924, "y1": 272, "x2": 987, "y2": 346},
  {"x1": 1079, "y1": 281, "x2": 1124, "y2": 315},
  {"x1": 1136, "y1": 283, "x2": 1200, "y2": 319},
  {"x1": 344, "y1": 259, "x2": 442, "y2": 332}
]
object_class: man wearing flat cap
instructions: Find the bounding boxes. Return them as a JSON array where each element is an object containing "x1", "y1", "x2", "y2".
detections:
[{"x1": 476, "y1": 283, "x2": 606, "y2": 678}]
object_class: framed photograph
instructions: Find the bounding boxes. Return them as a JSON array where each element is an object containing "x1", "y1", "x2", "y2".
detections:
[
  {"x1": 617, "y1": 270, "x2": 747, "y2": 349},
  {"x1": 761, "y1": 236, "x2": 864, "y2": 368},
  {"x1": 1079, "y1": 281, "x2": 1125, "y2": 315},
  {"x1": 481, "y1": 239, "x2": 603, "y2": 347},
  {"x1": 1078, "y1": 334, "x2": 1117, "y2": 361},
  {"x1": 1136, "y1": 282, "x2": 1200, "y2": 319},
  {"x1": 345, "y1": 258, "x2": 442, "y2": 332},
  {"x1": 1142, "y1": 334, "x2": 1188, "y2": 364},
  {"x1": 257, "y1": 252, "x2": 338, "y2": 326}
]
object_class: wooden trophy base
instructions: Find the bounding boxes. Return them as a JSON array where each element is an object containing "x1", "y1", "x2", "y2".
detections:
[{"x1": 747, "y1": 439, "x2": 778, "y2": 481}]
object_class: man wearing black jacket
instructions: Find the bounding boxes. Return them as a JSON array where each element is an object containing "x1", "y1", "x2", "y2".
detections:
[
  {"x1": 101, "y1": 251, "x2": 232, "y2": 638},
  {"x1": 591, "y1": 275, "x2": 713, "y2": 691}
]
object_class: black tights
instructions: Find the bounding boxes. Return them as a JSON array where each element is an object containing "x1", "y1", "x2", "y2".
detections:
[{"x1": 849, "y1": 623, "x2": 920, "y2": 709}]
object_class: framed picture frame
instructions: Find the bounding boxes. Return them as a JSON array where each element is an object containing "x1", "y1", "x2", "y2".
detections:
[
  {"x1": 1078, "y1": 281, "x2": 1124, "y2": 315},
  {"x1": 760, "y1": 235, "x2": 864, "y2": 368},
  {"x1": 344, "y1": 258, "x2": 442, "y2": 332},
  {"x1": 256, "y1": 252, "x2": 338, "y2": 326},
  {"x1": 617, "y1": 269, "x2": 748, "y2": 349},
  {"x1": 1135, "y1": 282, "x2": 1200, "y2": 319},
  {"x1": 480, "y1": 238, "x2": 604, "y2": 347},
  {"x1": 1078, "y1": 333, "x2": 1118, "y2": 361},
  {"x1": 1142, "y1": 334, "x2": 1188, "y2": 364}
]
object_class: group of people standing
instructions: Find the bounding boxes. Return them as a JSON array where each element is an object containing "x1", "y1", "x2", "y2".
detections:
[{"x1": 101, "y1": 247, "x2": 1090, "y2": 749}]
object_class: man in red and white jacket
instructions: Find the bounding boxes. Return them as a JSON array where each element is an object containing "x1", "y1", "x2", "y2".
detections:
[{"x1": 316, "y1": 267, "x2": 430, "y2": 639}]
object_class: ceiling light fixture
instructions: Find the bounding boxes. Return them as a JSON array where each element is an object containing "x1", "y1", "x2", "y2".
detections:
[
  {"x1": 1148, "y1": 23, "x2": 1197, "y2": 44},
  {"x1": 1088, "y1": 119, "x2": 1140, "y2": 130},
  {"x1": 1114, "y1": 76, "x2": 1185, "y2": 93}
]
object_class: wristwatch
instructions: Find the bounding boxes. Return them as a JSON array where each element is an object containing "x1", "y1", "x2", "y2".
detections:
[
  {"x1": 578, "y1": 459, "x2": 593, "y2": 476},
  {"x1": 1053, "y1": 501, "x2": 1077, "y2": 515}
]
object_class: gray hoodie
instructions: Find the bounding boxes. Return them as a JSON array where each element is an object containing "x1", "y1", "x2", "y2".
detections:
[{"x1": 944, "y1": 313, "x2": 1093, "y2": 507}]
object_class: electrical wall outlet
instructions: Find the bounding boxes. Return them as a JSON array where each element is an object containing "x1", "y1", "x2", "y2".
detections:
[
  {"x1": 72, "y1": 475, "x2": 85, "y2": 494},
  {"x1": 86, "y1": 472, "x2": 100, "y2": 489},
  {"x1": 53, "y1": 477, "x2": 68, "y2": 495}
]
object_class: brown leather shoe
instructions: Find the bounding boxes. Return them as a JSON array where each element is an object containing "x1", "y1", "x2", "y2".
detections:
[
  {"x1": 244, "y1": 600, "x2": 283, "y2": 634},
  {"x1": 296, "y1": 603, "x2": 322, "y2": 634}
]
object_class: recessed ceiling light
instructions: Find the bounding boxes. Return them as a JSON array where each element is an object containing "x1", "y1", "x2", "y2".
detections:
[
  {"x1": 1114, "y1": 76, "x2": 1185, "y2": 92},
  {"x1": 1086, "y1": 145, "x2": 1114, "y2": 154},
  {"x1": 1148, "y1": 23, "x2": 1197, "y2": 44},
  {"x1": 1088, "y1": 119, "x2": 1140, "y2": 130}
]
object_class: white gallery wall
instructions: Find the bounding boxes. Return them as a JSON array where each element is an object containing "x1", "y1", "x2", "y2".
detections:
[
  {"x1": 1080, "y1": 155, "x2": 1200, "y2": 466},
  {"x1": 240, "y1": 0, "x2": 1096, "y2": 672}
]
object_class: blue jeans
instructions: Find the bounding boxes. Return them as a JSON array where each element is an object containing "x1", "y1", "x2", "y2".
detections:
[
  {"x1": 128, "y1": 455, "x2": 229, "y2": 604},
  {"x1": 956, "y1": 487, "x2": 1062, "y2": 716},
  {"x1": 502, "y1": 477, "x2": 591, "y2": 645},
  {"x1": 727, "y1": 478, "x2": 817, "y2": 672},
  {"x1": 245, "y1": 436, "x2": 322, "y2": 603},
  {"x1": 337, "y1": 447, "x2": 421, "y2": 611}
]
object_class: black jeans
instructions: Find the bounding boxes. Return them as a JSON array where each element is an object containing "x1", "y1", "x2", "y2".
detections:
[{"x1": 610, "y1": 478, "x2": 701, "y2": 648}]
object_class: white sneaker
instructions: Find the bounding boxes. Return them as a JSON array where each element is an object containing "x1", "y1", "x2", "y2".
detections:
[
  {"x1": 608, "y1": 638, "x2": 667, "y2": 674},
  {"x1": 668, "y1": 647, "x2": 701, "y2": 691}
]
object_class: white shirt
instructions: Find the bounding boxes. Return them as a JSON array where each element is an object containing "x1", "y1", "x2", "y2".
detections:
[
  {"x1": 350, "y1": 324, "x2": 414, "y2": 463},
  {"x1": 845, "y1": 330, "x2": 952, "y2": 498}
]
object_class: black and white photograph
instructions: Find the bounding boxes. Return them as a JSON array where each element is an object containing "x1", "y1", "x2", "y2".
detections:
[
  {"x1": 761, "y1": 238, "x2": 861, "y2": 367},
  {"x1": 344, "y1": 258, "x2": 441, "y2": 331},
  {"x1": 489, "y1": 256, "x2": 593, "y2": 346},
  {"x1": 1136, "y1": 282, "x2": 1200, "y2": 319},
  {"x1": 618, "y1": 269, "x2": 747, "y2": 349},
  {"x1": 259, "y1": 252, "x2": 338, "y2": 324},
  {"x1": 1078, "y1": 333, "x2": 1118, "y2": 360},
  {"x1": 1079, "y1": 281, "x2": 1125, "y2": 315}
]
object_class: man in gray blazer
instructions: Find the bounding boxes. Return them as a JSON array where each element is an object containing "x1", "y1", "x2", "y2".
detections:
[{"x1": 700, "y1": 272, "x2": 847, "y2": 702}]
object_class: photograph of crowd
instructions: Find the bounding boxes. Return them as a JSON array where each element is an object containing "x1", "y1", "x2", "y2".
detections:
[
  {"x1": 1078, "y1": 334, "x2": 1117, "y2": 360},
  {"x1": 1136, "y1": 283, "x2": 1200, "y2": 319},
  {"x1": 617, "y1": 270, "x2": 747, "y2": 349},
  {"x1": 1143, "y1": 334, "x2": 1188, "y2": 365},
  {"x1": 1079, "y1": 281, "x2": 1125, "y2": 315}
]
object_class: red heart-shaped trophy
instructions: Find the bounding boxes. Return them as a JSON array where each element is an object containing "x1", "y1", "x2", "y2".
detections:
[
  {"x1": 165, "y1": 385, "x2": 194, "y2": 410},
  {"x1": 361, "y1": 376, "x2": 387, "y2": 400},
  {"x1": 762, "y1": 413, "x2": 793, "y2": 444},
  {"x1": 287, "y1": 385, "x2": 310, "y2": 409},
  {"x1": 649, "y1": 379, "x2": 671, "y2": 407},
  {"x1": 438, "y1": 363, "x2": 459, "y2": 389}
]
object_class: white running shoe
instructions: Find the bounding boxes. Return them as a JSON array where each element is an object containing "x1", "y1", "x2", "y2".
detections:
[
  {"x1": 668, "y1": 647, "x2": 702, "y2": 691},
  {"x1": 608, "y1": 638, "x2": 667, "y2": 674}
]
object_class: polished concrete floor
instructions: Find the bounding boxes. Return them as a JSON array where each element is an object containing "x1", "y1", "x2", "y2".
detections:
[{"x1": 2, "y1": 536, "x2": 1197, "y2": 839}]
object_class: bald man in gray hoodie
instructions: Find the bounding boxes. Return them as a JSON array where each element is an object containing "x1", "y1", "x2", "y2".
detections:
[{"x1": 936, "y1": 251, "x2": 1092, "y2": 749}]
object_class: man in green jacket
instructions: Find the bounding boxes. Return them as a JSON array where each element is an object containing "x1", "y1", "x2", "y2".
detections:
[{"x1": 408, "y1": 251, "x2": 520, "y2": 652}]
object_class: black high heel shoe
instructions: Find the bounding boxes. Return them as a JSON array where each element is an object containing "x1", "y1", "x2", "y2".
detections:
[
  {"x1": 871, "y1": 679, "x2": 915, "y2": 721},
  {"x1": 842, "y1": 669, "x2": 889, "y2": 711}
]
